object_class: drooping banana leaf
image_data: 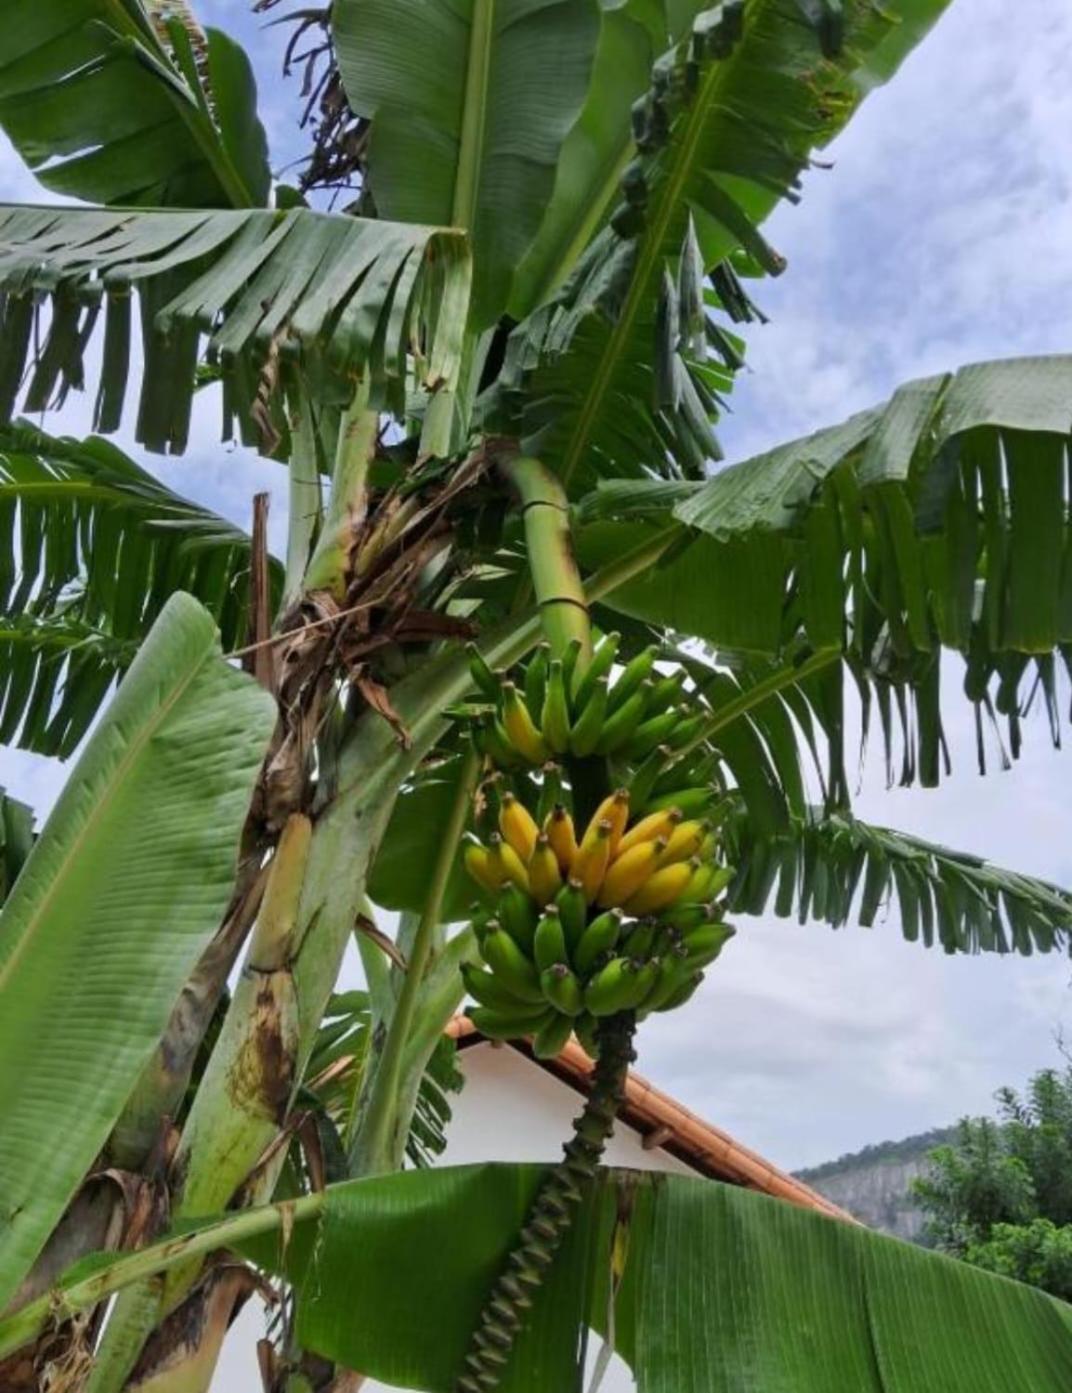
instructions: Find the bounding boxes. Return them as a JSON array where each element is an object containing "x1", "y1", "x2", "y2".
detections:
[
  {"x1": 0, "y1": 3, "x2": 269, "y2": 209},
  {"x1": 726, "y1": 804, "x2": 1072, "y2": 957},
  {"x1": 8, "y1": 1166, "x2": 1072, "y2": 1391},
  {"x1": 0, "y1": 421, "x2": 279, "y2": 755},
  {"x1": 578, "y1": 354, "x2": 1072, "y2": 782},
  {"x1": 332, "y1": 0, "x2": 601, "y2": 329},
  {"x1": 0, "y1": 592, "x2": 275, "y2": 1311},
  {"x1": 498, "y1": 0, "x2": 953, "y2": 490},
  {"x1": 0, "y1": 205, "x2": 471, "y2": 454}
]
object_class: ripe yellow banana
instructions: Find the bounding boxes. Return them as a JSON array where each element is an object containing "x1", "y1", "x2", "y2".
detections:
[
  {"x1": 596, "y1": 837, "x2": 665, "y2": 908},
  {"x1": 464, "y1": 841, "x2": 500, "y2": 895},
  {"x1": 656, "y1": 818, "x2": 708, "y2": 867},
  {"x1": 623, "y1": 859, "x2": 694, "y2": 915},
  {"x1": 487, "y1": 833, "x2": 530, "y2": 894},
  {"x1": 616, "y1": 806, "x2": 682, "y2": 858},
  {"x1": 570, "y1": 817, "x2": 614, "y2": 903},
  {"x1": 544, "y1": 803, "x2": 578, "y2": 875},
  {"x1": 499, "y1": 792, "x2": 539, "y2": 862},
  {"x1": 528, "y1": 833, "x2": 563, "y2": 906},
  {"x1": 583, "y1": 788, "x2": 630, "y2": 858}
]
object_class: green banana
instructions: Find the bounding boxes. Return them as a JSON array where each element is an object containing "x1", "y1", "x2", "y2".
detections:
[
  {"x1": 623, "y1": 707, "x2": 684, "y2": 760},
  {"x1": 573, "y1": 908, "x2": 624, "y2": 977},
  {"x1": 561, "y1": 637, "x2": 584, "y2": 699},
  {"x1": 682, "y1": 922, "x2": 736, "y2": 970},
  {"x1": 655, "y1": 972, "x2": 703, "y2": 1012},
  {"x1": 535, "y1": 761, "x2": 565, "y2": 825},
  {"x1": 467, "y1": 642, "x2": 500, "y2": 700},
  {"x1": 644, "y1": 784, "x2": 719, "y2": 818},
  {"x1": 622, "y1": 920, "x2": 657, "y2": 961},
  {"x1": 541, "y1": 964, "x2": 584, "y2": 1016},
  {"x1": 644, "y1": 671, "x2": 686, "y2": 715},
  {"x1": 462, "y1": 962, "x2": 538, "y2": 1012},
  {"x1": 555, "y1": 879, "x2": 588, "y2": 953},
  {"x1": 607, "y1": 644, "x2": 657, "y2": 713},
  {"x1": 627, "y1": 744, "x2": 674, "y2": 810},
  {"x1": 585, "y1": 957, "x2": 644, "y2": 1016},
  {"x1": 524, "y1": 643, "x2": 550, "y2": 724},
  {"x1": 638, "y1": 947, "x2": 691, "y2": 1013},
  {"x1": 540, "y1": 658, "x2": 572, "y2": 754},
  {"x1": 568, "y1": 676, "x2": 609, "y2": 757},
  {"x1": 533, "y1": 906, "x2": 569, "y2": 973},
  {"x1": 593, "y1": 684, "x2": 650, "y2": 755},
  {"x1": 667, "y1": 711, "x2": 708, "y2": 749},
  {"x1": 481, "y1": 716, "x2": 523, "y2": 769},
  {"x1": 498, "y1": 882, "x2": 537, "y2": 952},
  {"x1": 467, "y1": 1004, "x2": 555, "y2": 1040},
  {"x1": 532, "y1": 1010, "x2": 574, "y2": 1060},
  {"x1": 481, "y1": 927, "x2": 545, "y2": 1004},
  {"x1": 572, "y1": 630, "x2": 620, "y2": 707},
  {"x1": 649, "y1": 750, "x2": 719, "y2": 801},
  {"x1": 625, "y1": 958, "x2": 659, "y2": 1009},
  {"x1": 660, "y1": 899, "x2": 721, "y2": 933}
]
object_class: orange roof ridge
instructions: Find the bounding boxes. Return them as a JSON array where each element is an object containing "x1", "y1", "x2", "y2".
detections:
[{"x1": 448, "y1": 1016, "x2": 855, "y2": 1224}]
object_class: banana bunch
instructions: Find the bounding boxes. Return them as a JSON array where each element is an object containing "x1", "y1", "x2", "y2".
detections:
[
  {"x1": 467, "y1": 634, "x2": 708, "y2": 766},
  {"x1": 461, "y1": 787, "x2": 735, "y2": 1059}
]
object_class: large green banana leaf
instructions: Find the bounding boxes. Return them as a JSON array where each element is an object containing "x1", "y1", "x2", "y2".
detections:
[
  {"x1": 0, "y1": 592, "x2": 275, "y2": 1311},
  {"x1": 0, "y1": 206, "x2": 470, "y2": 454},
  {"x1": 7, "y1": 1165, "x2": 1072, "y2": 1389},
  {"x1": 0, "y1": 2, "x2": 269, "y2": 208},
  {"x1": 332, "y1": 0, "x2": 601, "y2": 329},
  {"x1": 579, "y1": 354, "x2": 1072, "y2": 780},
  {"x1": 0, "y1": 421, "x2": 279, "y2": 755},
  {"x1": 500, "y1": 0, "x2": 953, "y2": 490}
]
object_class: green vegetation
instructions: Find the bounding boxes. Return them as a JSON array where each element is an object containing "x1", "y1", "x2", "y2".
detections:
[{"x1": 916, "y1": 1068, "x2": 1072, "y2": 1301}]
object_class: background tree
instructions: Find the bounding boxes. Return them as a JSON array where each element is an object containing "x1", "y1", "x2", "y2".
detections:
[
  {"x1": 2, "y1": 1, "x2": 1072, "y2": 1390},
  {"x1": 916, "y1": 1067, "x2": 1072, "y2": 1301}
]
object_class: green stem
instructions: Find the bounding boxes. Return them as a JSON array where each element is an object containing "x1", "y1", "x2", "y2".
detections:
[
  {"x1": 455, "y1": 1013, "x2": 637, "y2": 1392},
  {"x1": 0, "y1": 1194, "x2": 324, "y2": 1362},
  {"x1": 348, "y1": 748, "x2": 480, "y2": 1176},
  {"x1": 284, "y1": 392, "x2": 324, "y2": 605},
  {"x1": 501, "y1": 455, "x2": 593, "y2": 666},
  {"x1": 304, "y1": 386, "x2": 377, "y2": 597},
  {"x1": 452, "y1": 0, "x2": 495, "y2": 231}
]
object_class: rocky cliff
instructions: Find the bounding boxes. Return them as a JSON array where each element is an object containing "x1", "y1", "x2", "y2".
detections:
[{"x1": 795, "y1": 1128, "x2": 953, "y2": 1242}]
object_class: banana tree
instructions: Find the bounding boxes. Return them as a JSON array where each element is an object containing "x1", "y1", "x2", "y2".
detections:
[{"x1": 2, "y1": 0, "x2": 1072, "y2": 1389}]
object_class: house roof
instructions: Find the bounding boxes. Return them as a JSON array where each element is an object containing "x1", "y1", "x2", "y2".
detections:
[{"x1": 447, "y1": 1016, "x2": 853, "y2": 1224}]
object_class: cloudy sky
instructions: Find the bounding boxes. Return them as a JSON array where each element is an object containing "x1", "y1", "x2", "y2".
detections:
[{"x1": 3, "y1": 0, "x2": 1072, "y2": 1177}]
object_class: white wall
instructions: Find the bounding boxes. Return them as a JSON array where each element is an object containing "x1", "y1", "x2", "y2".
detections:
[{"x1": 213, "y1": 1042, "x2": 697, "y2": 1391}]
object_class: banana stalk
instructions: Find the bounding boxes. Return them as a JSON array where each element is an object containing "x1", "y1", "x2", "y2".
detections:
[
  {"x1": 500, "y1": 455, "x2": 592, "y2": 670},
  {"x1": 454, "y1": 1013, "x2": 637, "y2": 1392}
]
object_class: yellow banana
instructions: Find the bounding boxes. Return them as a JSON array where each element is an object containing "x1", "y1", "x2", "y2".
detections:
[
  {"x1": 596, "y1": 837, "x2": 665, "y2": 908},
  {"x1": 656, "y1": 818, "x2": 709, "y2": 867},
  {"x1": 529, "y1": 833, "x2": 563, "y2": 906},
  {"x1": 499, "y1": 792, "x2": 539, "y2": 862},
  {"x1": 464, "y1": 840, "x2": 500, "y2": 895},
  {"x1": 570, "y1": 817, "x2": 614, "y2": 903},
  {"x1": 487, "y1": 833, "x2": 530, "y2": 894},
  {"x1": 623, "y1": 859, "x2": 694, "y2": 915},
  {"x1": 615, "y1": 806, "x2": 682, "y2": 858},
  {"x1": 544, "y1": 803, "x2": 578, "y2": 875},
  {"x1": 583, "y1": 788, "x2": 630, "y2": 858},
  {"x1": 500, "y1": 681, "x2": 549, "y2": 763}
]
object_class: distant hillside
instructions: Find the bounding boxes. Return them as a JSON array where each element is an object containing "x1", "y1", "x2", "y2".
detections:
[{"x1": 795, "y1": 1127, "x2": 954, "y2": 1242}]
